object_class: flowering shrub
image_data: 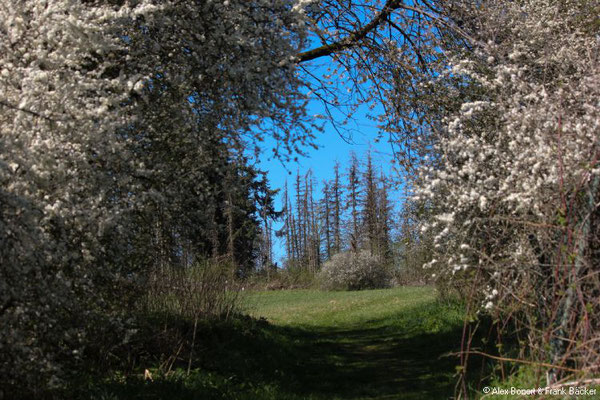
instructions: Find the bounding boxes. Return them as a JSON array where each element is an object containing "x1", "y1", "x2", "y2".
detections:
[
  {"x1": 0, "y1": 0, "x2": 310, "y2": 395},
  {"x1": 414, "y1": 0, "x2": 599, "y2": 385},
  {"x1": 319, "y1": 250, "x2": 393, "y2": 290}
]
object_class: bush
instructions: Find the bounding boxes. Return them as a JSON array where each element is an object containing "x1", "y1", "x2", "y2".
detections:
[
  {"x1": 144, "y1": 260, "x2": 243, "y2": 320},
  {"x1": 318, "y1": 250, "x2": 393, "y2": 290},
  {"x1": 106, "y1": 260, "x2": 246, "y2": 384}
]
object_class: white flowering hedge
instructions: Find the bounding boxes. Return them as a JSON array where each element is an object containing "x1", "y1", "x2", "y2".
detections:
[
  {"x1": 415, "y1": 0, "x2": 599, "y2": 382},
  {"x1": 319, "y1": 250, "x2": 393, "y2": 291},
  {"x1": 0, "y1": 0, "x2": 310, "y2": 394}
]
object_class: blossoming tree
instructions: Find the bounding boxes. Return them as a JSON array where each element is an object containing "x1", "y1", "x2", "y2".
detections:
[
  {"x1": 0, "y1": 0, "x2": 311, "y2": 391},
  {"x1": 415, "y1": 0, "x2": 599, "y2": 386}
]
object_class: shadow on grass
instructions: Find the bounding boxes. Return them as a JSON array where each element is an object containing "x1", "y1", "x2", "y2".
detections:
[
  {"x1": 186, "y1": 301, "x2": 470, "y2": 400},
  {"x1": 250, "y1": 323, "x2": 464, "y2": 400},
  {"x1": 83, "y1": 301, "x2": 475, "y2": 399}
]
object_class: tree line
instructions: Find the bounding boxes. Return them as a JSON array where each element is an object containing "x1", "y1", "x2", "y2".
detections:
[{"x1": 277, "y1": 151, "x2": 394, "y2": 271}]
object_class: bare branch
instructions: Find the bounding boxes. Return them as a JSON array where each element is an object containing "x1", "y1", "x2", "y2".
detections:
[
  {"x1": 297, "y1": 0, "x2": 402, "y2": 63},
  {"x1": 0, "y1": 100, "x2": 54, "y2": 121}
]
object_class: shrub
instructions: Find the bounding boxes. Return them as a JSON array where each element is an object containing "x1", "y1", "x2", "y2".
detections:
[
  {"x1": 124, "y1": 260, "x2": 245, "y2": 380},
  {"x1": 144, "y1": 259, "x2": 243, "y2": 321},
  {"x1": 394, "y1": 241, "x2": 433, "y2": 286},
  {"x1": 318, "y1": 250, "x2": 393, "y2": 290},
  {"x1": 414, "y1": 0, "x2": 600, "y2": 387}
]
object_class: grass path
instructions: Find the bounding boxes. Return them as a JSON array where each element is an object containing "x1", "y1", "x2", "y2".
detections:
[
  {"x1": 244, "y1": 287, "x2": 465, "y2": 399},
  {"x1": 88, "y1": 287, "x2": 467, "y2": 399}
]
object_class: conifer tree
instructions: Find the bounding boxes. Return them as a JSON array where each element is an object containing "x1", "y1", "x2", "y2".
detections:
[
  {"x1": 332, "y1": 162, "x2": 343, "y2": 254},
  {"x1": 347, "y1": 153, "x2": 361, "y2": 251},
  {"x1": 376, "y1": 172, "x2": 393, "y2": 263},
  {"x1": 322, "y1": 181, "x2": 332, "y2": 259},
  {"x1": 363, "y1": 151, "x2": 379, "y2": 256}
]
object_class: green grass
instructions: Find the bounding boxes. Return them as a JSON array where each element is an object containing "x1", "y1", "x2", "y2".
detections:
[
  {"x1": 81, "y1": 287, "x2": 468, "y2": 399},
  {"x1": 244, "y1": 287, "x2": 466, "y2": 399},
  {"x1": 247, "y1": 286, "x2": 456, "y2": 328}
]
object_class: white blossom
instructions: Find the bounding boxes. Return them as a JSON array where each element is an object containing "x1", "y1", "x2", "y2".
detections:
[
  {"x1": 413, "y1": 0, "x2": 599, "y2": 313},
  {"x1": 1, "y1": 0, "x2": 310, "y2": 390}
]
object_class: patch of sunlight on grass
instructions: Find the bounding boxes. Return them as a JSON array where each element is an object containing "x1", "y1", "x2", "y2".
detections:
[{"x1": 246, "y1": 286, "x2": 440, "y2": 329}]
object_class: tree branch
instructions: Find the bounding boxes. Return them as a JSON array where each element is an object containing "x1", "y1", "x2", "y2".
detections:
[
  {"x1": 455, "y1": 350, "x2": 581, "y2": 373},
  {"x1": 296, "y1": 0, "x2": 479, "y2": 63},
  {"x1": 297, "y1": 0, "x2": 401, "y2": 63},
  {"x1": 0, "y1": 100, "x2": 54, "y2": 121}
]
